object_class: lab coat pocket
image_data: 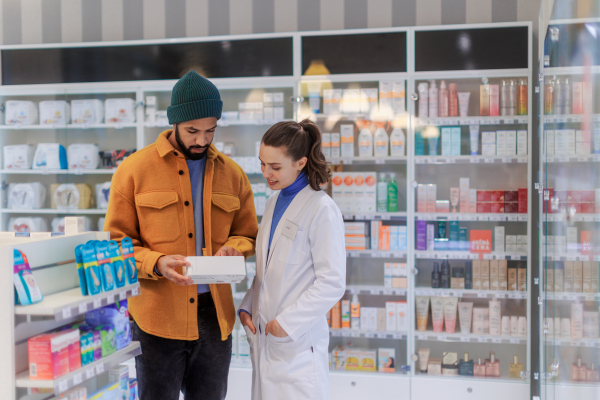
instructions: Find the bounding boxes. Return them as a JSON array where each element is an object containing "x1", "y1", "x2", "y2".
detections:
[
  {"x1": 278, "y1": 232, "x2": 308, "y2": 265},
  {"x1": 243, "y1": 325, "x2": 254, "y2": 347},
  {"x1": 265, "y1": 332, "x2": 315, "y2": 383}
]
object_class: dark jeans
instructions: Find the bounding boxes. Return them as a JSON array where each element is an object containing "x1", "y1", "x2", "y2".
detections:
[{"x1": 132, "y1": 292, "x2": 232, "y2": 400}]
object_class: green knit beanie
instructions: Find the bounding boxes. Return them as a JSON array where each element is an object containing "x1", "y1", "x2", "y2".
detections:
[{"x1": 167, "y1": 71, "x2": 223, "y2": 124}]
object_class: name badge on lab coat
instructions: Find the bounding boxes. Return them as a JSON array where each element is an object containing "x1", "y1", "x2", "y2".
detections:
[{"x1": 282, "y1": 220, "x2": 299, "y2": 241}]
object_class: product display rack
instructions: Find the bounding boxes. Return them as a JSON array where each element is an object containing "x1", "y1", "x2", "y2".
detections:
[
  {"x1": 538, "y1": 7, "x2": 600, "y2": 400},
  {"x1": 0, "y1": 232, "x2": 142, "y2": 400},
  {"x1": 0, "y1": 23, "x2": 536, "y2": 400}
]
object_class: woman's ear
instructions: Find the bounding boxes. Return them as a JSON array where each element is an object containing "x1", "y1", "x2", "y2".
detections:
[{"x1": 296, "y1": 156, "x2": 308, "y2": 171}]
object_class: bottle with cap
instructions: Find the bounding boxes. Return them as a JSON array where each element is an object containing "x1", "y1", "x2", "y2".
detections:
[
  {"x1": 587, "y1": 363, "x2": 600, "y2": 382},
  {"x1": 473, "y1": 358, "x2": 486, "y2": 377},
  {"x1": 387, "y1": 173, "x2": 398, "y2": 212},
  {"x1": 377, "y1": 173, "x2": 388, "y2": 213},
  {"x1": 509, "y1": 355, "x2": 523, "y2": 378},
  {"x1": 441, "y1": 260, "x2": 451, "y2": 289},
  {"x1": 485, "y1": 351, "x2": 500, "y2": 377},
  {"x1": 459, "y1": 352, "x2": 474, "y2": 376},
  {"x1": 350, "y1": 294, "x2": 360, "y2": 330},
  {"x1": 431, "y1": 262, "x2": 441, "y2": 288}
]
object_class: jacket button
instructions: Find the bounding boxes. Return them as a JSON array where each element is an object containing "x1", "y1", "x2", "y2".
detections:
[
  {"x1": 184, "y1": 201, "x2": 189, "y2": 206},
  {"x1": 188, "y1": 233, "x2": 193, "y2": 238},
  {"x1": 174, "y1": 151, "x2": 178, "y2": 156},
  {"x1": 148, "y1": 274, "x2": 152, "y2": 278},
  {"x1": 190, "y1": 298, "x2": 195, "y2": 304},
  {"x1": 179, "y1": 170, "x2": 184, "y2": 175}
]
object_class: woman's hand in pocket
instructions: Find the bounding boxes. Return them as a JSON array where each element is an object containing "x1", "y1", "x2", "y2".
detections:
[
  {"x1": 265, "y1": 318, "x2": 288, "y2": 338},
  {"x1": 240, "y1": 311, "x2": 256, "y2": 334}
]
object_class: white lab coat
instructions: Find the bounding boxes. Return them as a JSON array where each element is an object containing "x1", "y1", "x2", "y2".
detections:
[{"x1": 239, "y1": 185, "x2": 346, "y2": 400}]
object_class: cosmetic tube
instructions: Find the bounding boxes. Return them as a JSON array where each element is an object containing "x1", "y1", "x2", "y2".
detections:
[
  {"x1": 448, "y1": 83, "x2": 458, "y2": 117},
  {"x1": 502, "y1": 316, "x2": 511, "y2": 335},
  {"x1": 469, "y1": 124, "x2": 479, "y2": 155},
  {"x1": 458, "y1": 302, "x2": 473, "y2": 334},
  {"x1": 458, "y1": 92, "x2": 470, "y2": 117},
  {"x1": 561, "y1": 318, "x2": 571, "y2": 338},
  {"x1": 450, "y1": 188, "x2": 459, "y2": 213},
  {"x1": 511, "y1": 316, "x2": 519, "y2": 336},
  {"x1": 428, "y1": 137, "x2": 439, "y2": 155},
  {"x1": 443, "y1": 297, "x2": 459, "y2": 333},
  {"x1": 416, "y1": 297, "x2": 430, "y2": 331},
  {"x1": 518, "y1": 316, "x2": 527, "y2": 336},
  {"x1": 431, "y1": 296, "x2": 445, "y2": 333},
  {"x1": 489, "y1": 300, "x2": 502, "y2": 336},
  {"x1": 418, "y1": 348, "x2": 430, "y2": 373},
  {"x1": 571, "y1": 303, "x2": 583, "y2": 339}
]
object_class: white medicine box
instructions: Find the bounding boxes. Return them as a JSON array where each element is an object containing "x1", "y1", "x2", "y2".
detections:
[
  {"x1": 184, "y1": 256, "x2": 246, "y2": 284},
  {"x1": 39, "y1": 101, "x2": 71, "y2": 125},
  {"x1": 105, "y1": 98, "x2": 136, "y2": 123},
  {"x1": 5, "y1": 101, "x2": 38, "y2": 125},
  {"x1": 72, "y1": 99, "x2": 104, "y2": 124},
  {"x1": 3, "y1": 145, "x2": 35, "y2": 169}
]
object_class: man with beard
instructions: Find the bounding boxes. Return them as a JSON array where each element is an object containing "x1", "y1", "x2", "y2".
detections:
[{"x1": 104, "y1": 71, "x2": 258, "y2": 400}]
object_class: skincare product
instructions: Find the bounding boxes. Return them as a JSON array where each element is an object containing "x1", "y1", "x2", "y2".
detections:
[
  {"x1": 431, "y1": 297, "x2": 445, "y2": 333},
  {"x1": 351, "y1": 294, "x2": 361, "y2": 330},
  {"x1": 390, "y1": 128, "x2": 405, "y2": 156},
  {"x1": 428, "y1": 80, "x2": 438, "y2": 118},
  {"x1": 502, "y1": 316, "x2": 511, "y2": 335},
  {"x1": 485, "y1": 352, "x2": 500, "y2": 377},
  {"x1": 442, "y1": 352, "x2": 459, "y2": 376},
  {"x1": 358, "y1": 129, "x2": 373, "y2": 157},
  {"x1": 373, "y1": 127, "x2": 389, "y2": 157},
  {"x1": 459, "y1": 352, "x2": 474, "y2": 376},
  {"x1": 340, "y1": 124, "x2": 354, "y2": 158},
  {"x1": 443, "y1": 297, "x2": 458, "y2": 333},
  {"x1": 458, "y1": 92, "x2": 470, "y2": 117},
  {"x1": 438, "y1": 80, "x2": 448, "y2": 117},
  {"x1": 448, "y1": 83, "x2": 458, "y2": 117},
  {"x1": 432, "y1": 262, "x2": 441, "y2": 288},
  {"x1": 416, "y1": 297, "x2": 430, "y2": 331},
  {"x1": 342, "y1": 300, "x2": 350, "y2": 328},
  {"x1": 489, "y1": 300, "x2": 502, "y2": 336},
  {"x1": 469, "y1": 124, "x2": 479, "y2": 155},
  {"x1": 474, "y1": 358, "x2": 486, "y2": 377},
  {"x1": 518, "y1": 79, "x2": 527, "y2": 115},
  {"x1": 509, "y1": 356, "x2": 523, "y2": 378},
  {"x1": 489, "y1": 84, "x2": 499, "y2": 116},
  {"x1": 418, "y1": 348, "x2": 430, "y2": 373},
  {"x1": 418, "y1": 82, "x2": 429, "y2": 118},
  {"x1": 458, "y1": 302, "x2": 473, "y2": 334},
  {"x1": 480, "y1": 85, "x2": 490, "y2": 116}
]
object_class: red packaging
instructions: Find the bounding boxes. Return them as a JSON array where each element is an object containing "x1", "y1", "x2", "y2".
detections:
[
  {"x1": 518, "y1": 188, "x2": 528, "y2": 213},
  {"x1": 491, "y1": 202, "x2": 505, "y2": 213},
  {"x1": 554, "y1": 190, "x2": 568, "y2": 201},
  {"x1": 477, "y1": 202, "x2": 491, "y2": 213},
  {"x1": 491, "y1": 190, "x2": 505, "y2": 202},
  {"x1": 582, "y1": 203, "x2": 596, "y2": 214},
  {"x1": 567, "y1": 190, "x2": 581, "y2": 203},
  {"x1": 504, "y1": 191, "x2": 519, "y2": 202},
  {"x1": 544, "y1": 188, "x2": 554, "y2": 214},
  {"x1": 505, "y1": 202, "x2": 519, "y2": 213},
  {"x1": 477, "y1": 190, "x2": 491, "y2": 202},
  {"x1": 581, "y1": 231, "x2": 594, "y2": 255},
  {"x1": 27, "y1": 333, "x2": 70, "y2": 380},
  {"x1": 581, "y1": 190, "x2": 595, "y2": 203},
  {"x1": 570, "y1": 203, "x2": 582, "y2": 214}
]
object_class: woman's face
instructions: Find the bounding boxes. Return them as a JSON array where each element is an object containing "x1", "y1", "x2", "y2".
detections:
[{"x1": 259, "y1": 144, "x2": 307, "y2": 191}]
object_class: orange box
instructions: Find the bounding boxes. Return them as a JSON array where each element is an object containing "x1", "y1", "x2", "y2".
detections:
[
  {"x1": 582, "y1": 231, "x2": 594, "y2": 255},
  {"x1": 28, "y1": 333, "x2": 70, "y2": 380},
  {"x1": 331, "y1": 301, "x2": 341, "y2": 329},
  {"x1": 470, "y1": 230, "x2": 492, "y2": 254},
  {"x1": 379, "y1": 226, "x2": 391, "y2": 250}
]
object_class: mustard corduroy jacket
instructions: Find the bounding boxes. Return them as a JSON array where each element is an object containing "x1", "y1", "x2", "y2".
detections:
[{"x1": 104, "y1": 130, "x2": 258, "y2": 340}]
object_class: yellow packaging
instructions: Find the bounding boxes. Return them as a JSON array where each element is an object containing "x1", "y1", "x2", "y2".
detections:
[
  {"x1": 499, "y1": 260, "x2": 508, "y2": 291},
  {"x1": 490, "y1": 260, "x2": 499, "y2": 291},
  {"x1": 518, "y1": 266, "x2": 527, "y2": 291},
  {"x1": 345, "y1": 349, "x2": 361, "y2": 371},
  {"x1": 360, "y1": 350, "x2": 377, "y2": 372},
  {"x1": 574, "y1": 262, "x2": 583, "y2": 292},
  {"x1": 480, "y1": 260, "x2": 490, "y2": 290}
]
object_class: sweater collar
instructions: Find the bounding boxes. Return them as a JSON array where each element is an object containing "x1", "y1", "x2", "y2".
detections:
[
  {"x1": 156, "y1": 129, "x2": 222, "y2": 163},
  {"x1": 280, "y1": 171, "x2": 309, "y2": 198}
]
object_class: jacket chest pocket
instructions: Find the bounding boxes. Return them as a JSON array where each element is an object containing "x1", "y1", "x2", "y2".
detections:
[
  {"x1": 135, "y1": 190, "x2": 181, "y2": 244},
  {"x1": 211, "y1": 192, "x2": 240, "y2": 244}
]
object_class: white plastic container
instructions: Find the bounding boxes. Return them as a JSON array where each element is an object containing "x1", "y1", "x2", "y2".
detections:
[
  {"x1": 7, "y1": 183, "x2": 46, "y2": 209},
  {"x1": 39, "y1": 101, "x2": 71, "y2": 125},
  {"x1": 8, "y1": 217, "x2": 48, "y2": 232},
  {"x1": 67, "y1": 144, "x2": 100, "y2": 169},
  {"x1": 96, "y1": 182, "x2": 111, "y2": 209},
  {"x1": 5, "y1": 101, "x2": 38, "y2": 125},
  {"x1": 105, "y1": 98, "x2": 136, "y2": 123},
  {"x1": 358, "y1": 129, "x2": 373, "y2": 157},
  {"x1": 390, "y1": 128, "x2": 405, "y2": 156},
  {"x1": 373, "y1": 127, "x2": 389, "y2": 157},
  {"x1": 71, "y1": 99, "x2": 104, "y2": 124},
  {"x1": 3, "y1": 144, "x2": 35, "y2": 169}
]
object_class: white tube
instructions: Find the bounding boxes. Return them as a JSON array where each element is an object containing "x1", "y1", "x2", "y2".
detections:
[
  {"x1": 502, "y1": 316, "x2": 511, "y2": 335},
  {"x1": 416, "y1": 296, "x2": 430, "y2": 332},
  {"x1": 443, "y1": 297, "x2": 459, "y2": 334},
  {"x1": 431, "y1": 297, "x2": 445, "y2": 333},
  {"x1": 489, "y1": 300, "x2": 502, "y2": 336},
  {"x1": 458, "y1": 92, "x2": 470, "y2": 117},
  {"x1": 469, "y1": 124, "x2": 479, "y2": 155},
  {"x1": 418, "y1": 348, "x2": 430, "y2": 373},
  {"x1": 458, "y1": 302, "x2": 473, "y2": 334}
]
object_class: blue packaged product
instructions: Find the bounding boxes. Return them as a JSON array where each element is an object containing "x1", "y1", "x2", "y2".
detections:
[
  {"x1": 108, "y1": 241, "x2": 126, "y2": 288},
  {"x1": 81, "y1": 244, "x2": 103, "y2": 295},
  {"x1": 96, "y1": 241, "x2": 116, "y2": 292},
  {"x1": 86, "y1": 300, "x2": 131, "y2": 350},
  {"x1": 449, "y1": 221, "x2": 460, "y2": 250},
  {"x1": 129, "y1": 379, "x2": 139, "y2": 400},
  {"x1": 13, "y1": 249, "x2": 43, "y2": 305},
  {"x1": 121, "y1": 237, "x2": 138, "y2": 285},
  {"x1": 74, "y1": 244, "x2": 88, "y2": 296}
]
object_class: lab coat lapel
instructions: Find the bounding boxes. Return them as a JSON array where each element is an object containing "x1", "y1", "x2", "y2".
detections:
[{"x1": 256, "y1": 192, "x2": 278, "y2": 282}]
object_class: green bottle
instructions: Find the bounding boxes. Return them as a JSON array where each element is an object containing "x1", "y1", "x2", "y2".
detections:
[
  {"x1": 387, "y1": 173, "x2": 398, "y2": 212},
  {"x1": 377, "y1": 174, "x2": 388, "y2": 213}
]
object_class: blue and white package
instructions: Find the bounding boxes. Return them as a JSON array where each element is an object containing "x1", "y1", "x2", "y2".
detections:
[
  {"x1": 86, "y1": 300, "x2": 131, "y2": 351},
  {"x1": 121, "y1": 237, "x2": 138, "y2": 285},
  {"x1": 13, "y1": 249, "x2": 43, "y2": 305},
  {"x1": 32, "y1": 143, "x2": 68, "y2": 169},
  {"x1": 108, "y1": 240, "x2": 126, "y2": 288},
  {"x1": 82, "y1": 244, "x2": 102, "y2": 296},
  {"x1": 95, "y1": 241, "x2": 115, "y2": 292},
  {"x1": 74, "y1": 244, "x2": 88, "y2": 296}
]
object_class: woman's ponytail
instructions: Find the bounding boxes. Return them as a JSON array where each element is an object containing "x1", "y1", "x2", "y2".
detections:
[{"x1": 262, "y1": 119, "x2": 331, "y2": 191}]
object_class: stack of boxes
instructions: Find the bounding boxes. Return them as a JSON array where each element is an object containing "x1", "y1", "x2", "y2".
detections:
[
  {"x1": 544, "y1": 189, "x2": 599, "y2": 214},
  {"x1": 482, "y1": 130, "x2": 527, "y2": 156},
  {"x1": 332, "y1": 172, "x2": 378, "y2": 214},
  {"x1": 545, "y1": 261, "x2": 600, "y2": 293},
  {"x1": 546, "y1": 129, "x2": 598, "y2": 157},
  {"x1": 471, "y1": 260, "x2": 527, "y2": 292},
  {"x1": 384, "y1": 262, "x2": 408, "y2": 289},
  {"x1": 329, "y1": 300, "x2": 407, "y2": 332}
]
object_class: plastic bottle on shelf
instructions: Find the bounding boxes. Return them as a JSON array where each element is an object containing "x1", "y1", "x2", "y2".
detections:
[
  {"x1": 390, "y1": 128, "x2": 405, "y2": 156},
  {"x1": 545, "y1": 79, "x2": 554, "y2": 115},
  {"x1": 448, "y1": 83, "x2": 458, "y2": 117},
  {"x1": 518, "y1": 79, "x2": 528, "y2": 115},
  {"x1": 562, "y1": 77, "x2": 571, "y2": 115},
  {"x1": 373, "y1": 125, "x2": 389, "y2": 157},
  {"x1": 508, "y1": 79, "x2": 517, "y2": 116},
  {"x1": 438, "y1": 80, "x2": 449, "y2": 118},
  {"x1": 358, "y1": 128, "x2": 373, "y2": 157},
  {"x1": 377, "y1": 174, "x2": 388, "y2": 212},
  {"x1": 500, "y1": 80, "x2": 508, "y2": 116},
  {"x1": 553, "y1": 78, "x2": 562, "y2": 115},
  {"x1": 350, "y1": 294, "x2": 360, "y2": 330},
  {"x1": 428, "y1": 80, "x2": 438, "y2": 118},
  {"x1": 387, "y1": 173, "x2": 398, "y2": 212}
]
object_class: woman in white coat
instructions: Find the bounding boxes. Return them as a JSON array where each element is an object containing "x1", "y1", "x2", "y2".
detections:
[{"x1": 239, "y1": 119, "x2": 346, "y2": 400}]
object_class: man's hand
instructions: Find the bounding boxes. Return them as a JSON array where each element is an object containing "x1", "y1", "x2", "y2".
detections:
[
  {"x1": 239, "y1": 311, "x2": 256, "y2": 334},
  {"x1": 265, "y1": 319, "x2": 288, "y2": 338},
  {"x1": 157, "y1": 255, "x2": 194, "y2": 286},
  {"x1": 214, "y1": 245, "x2": 242, "y2": 257}
]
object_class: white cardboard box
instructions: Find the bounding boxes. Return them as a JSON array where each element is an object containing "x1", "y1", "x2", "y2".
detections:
[{"x1": 184, "y1": 256, "x2": 246, "y2": 284}]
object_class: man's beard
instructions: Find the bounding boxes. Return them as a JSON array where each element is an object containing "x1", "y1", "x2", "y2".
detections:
[{"x1": 174, "y1": 125, "x2": 211, "y2": 161}]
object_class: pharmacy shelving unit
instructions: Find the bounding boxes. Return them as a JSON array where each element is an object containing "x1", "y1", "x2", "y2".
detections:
[
  {"x1": 0, "y1": 233, "x2": 141, "y2": 400},
  {"x1": 538, "y1": 10, "x2": 600, "y2": 400}
]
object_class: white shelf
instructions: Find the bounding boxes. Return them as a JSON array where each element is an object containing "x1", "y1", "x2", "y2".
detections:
[
  {"x1": 0, "y1": 169, "x2": 116, "y2": 175},
  {"x1": 543, "y1": 292, "x2": 600, "y2": 302},
  {"x1": 330, "y1": 328, "x2": 407, "y2": 339},
  {"x1": 544, "y1": 214, "x2": 600, "y2": 222},
  {"x1": 543, "y1": 114, "x2": 600, "y2": 124},
  {"x1": 15, "y1": 342, "x2": 141, "y2": 394},
  {"x1": 415, "y1": 251, "x2": 527, "y2": 261},
  {"x1": 346, "y1": 250, "x2": 407, "y2": 258},
  {"x1": 329, "y1": 156, "x2": 408, "y2": 165},
  {"x1": 546, "y1": 155, "x2": 600, "y2": 163},
  {"x1": 415, "y1": 331, "x2": 527, "y2": 344},
  {"x1": 346, "y1": 285, "x2": 407, "y2": 296},
  {"x1": 1, "y1": 208, "x2": 107, "y2": 215},
  {"x1": 15, "y1": 283, "x2": 140, "y2": 321},
  {"x1": 544, "y1": 338, "x2": 600, "y2": 348},
  {"x1": 0, "y1": 123, "x2": 137, "y2": 130},
  {"x1": 342, "y1": 212, "x2": 407, "y2": 220},
  {"x1": 415, "y1": 287, "x2": 528, "y2": 299},
  {"x1": 415, "y1": 155, "x2": 528, "y2": 164},
  {"x1": 415, "y1": 212, "x2": 526, "y2": 222},
  {"x1": 416, "y1": 116, "x2": 529, "y2": 126},
  {"x1": 542, "y1": 253, "x2": 599, "y2": 262}
]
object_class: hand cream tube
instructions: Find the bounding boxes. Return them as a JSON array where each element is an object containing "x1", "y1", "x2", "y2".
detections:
[
  {"x1": 443, "y1": 297, "x2": 459, "y2": 333},
  {"x1": 431, "y1": 296, "x2": 445, "y2": 333},
  {"x1": 458, "y1": 302, "x2": 473, "y2": 334},
  {"x1": 418, "y1": 348, "x2": 430, "y2": 373},
  {"x1": 489, "y1": 300, "x2": 502, "y2": 336},
  {"x1": 469, "y1": 124, "x2": 479, "y2": 155},
  {"x1": 458, "y1": 92, "x2": 470, "y2": 117},
  {"x1": 416, "y1": 296, "x2": 430, "y2": 332}
]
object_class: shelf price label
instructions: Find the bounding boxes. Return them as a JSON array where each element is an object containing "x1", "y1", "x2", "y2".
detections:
[
  {"x1": 93, "y1": 298, "x2": 102, "y2": 309},
  {"x1": 460, "y1": 336, "x2": 471, "y2": 342},
  {"x1": 132, "y1": 287, "x2": 139, "y2": 296},
  {"x1": 586, "y1": 341, "x2": 595, "y2": 347},
  {"x1": 477, "y1": 292, "x2": 489, "y2": 298},
  {"x1": 492, "y1": 337, "x2": 502, "y2": 344},
  {"x1": 58, "y1": 380, "x2": 69, "y2": 393},
  {"x1": 470, "y1": 157, "x2": 480, "y2": 164},
  {"x1": 73, "y1": 372, "x2": 83, "y2": 385},
  {"x1": 106, "y1": 294, "x2": 115, "y2": 304},
  {"x1": 417, "y1": 334, "x2": 427, "y2": 340},
  {"x1": 62, "y1": 307, "x2": 72, "y2": 320},
  {"x1": 393, "y1": 333, "x2": 404, "y2": 339},
  {"x1": 119, "y1": 291, "x2": 127, "y2": 300},
  {"x1": 375, "y1": 158, "x2": 385, "y2": 165},
  {"x1": 484, "y1": 158, "x2": 494, "y2": 163},
  {"x1": 85, "y1": 368, "x2": 95, "y2": 380},
  {"x1": 510, "y1": 338, "x2": 521, "y2": 344},
  {"x1": 377, "y1": 333, "x2": 387, "y2": 339},
  {"x1": 95, "y1": 363, "x2": 105, "y2": 375},
  {"x1": 366, "y1": 333, "x2": 375, "y2": 338},
  {"x1": 331, "y1": 331, "x2": 341, "y2": 337},
  {"x1": 78, "y1": 303, "x2": 88, "y2": 314},
  {"x1": 478, "y1": 337, "x2": 488, "y2": 343},
  {"x1": 351, "y1": 331, "x2": 361, "y2": 338}
]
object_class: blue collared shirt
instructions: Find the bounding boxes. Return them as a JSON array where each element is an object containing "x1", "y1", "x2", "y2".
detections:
[{"x1": 187, "y1": 157, "x2": 210, "y2": 294}]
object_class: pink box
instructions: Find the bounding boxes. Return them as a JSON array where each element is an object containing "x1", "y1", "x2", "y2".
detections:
[
  {"x1": 570, "y1": 203, "x2": 582, "y2": 213},
  {"x1": 544, "y1": 188, "x2": 554, "y2": 214},
  {"x1": 582, "y1": 203, "x2": 595, "y2": 214},
  {"x1": 505, "y1": 202, "x2": 519, "y2": 213},
  {"x1": 436, "y1": 200, "x2": 450, "y2": 213},
  {"x1": 477, "y1": 190, "x2": 491, "y2": 202},
  {"x1": 491, "y1": 202, "x2": 505, "y2": 213},
  {"x1": 581, "y1": 190, "x2": 595, "y2": 203},
  {"x1": 504, "y1": 191, "x2": 519, "y2": 202},
  {"x1": 477, "y1": 202, "x2": 491, "y2": 213},
  {"x1": 62, "y1": 329, "x2": 81, "y2": 372},
  {"x1": 28, "y1": 333, "x2": 70, "y2": 380},
  {"x1": 491, "y1": 191, "x2": 505, "y2": 202},
  {"x1": 518, "y1": 188, "x2": 528, "y2": 213},
  {"x1": 568, "y1": 191, "x2": 581, "y2": 203}
]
